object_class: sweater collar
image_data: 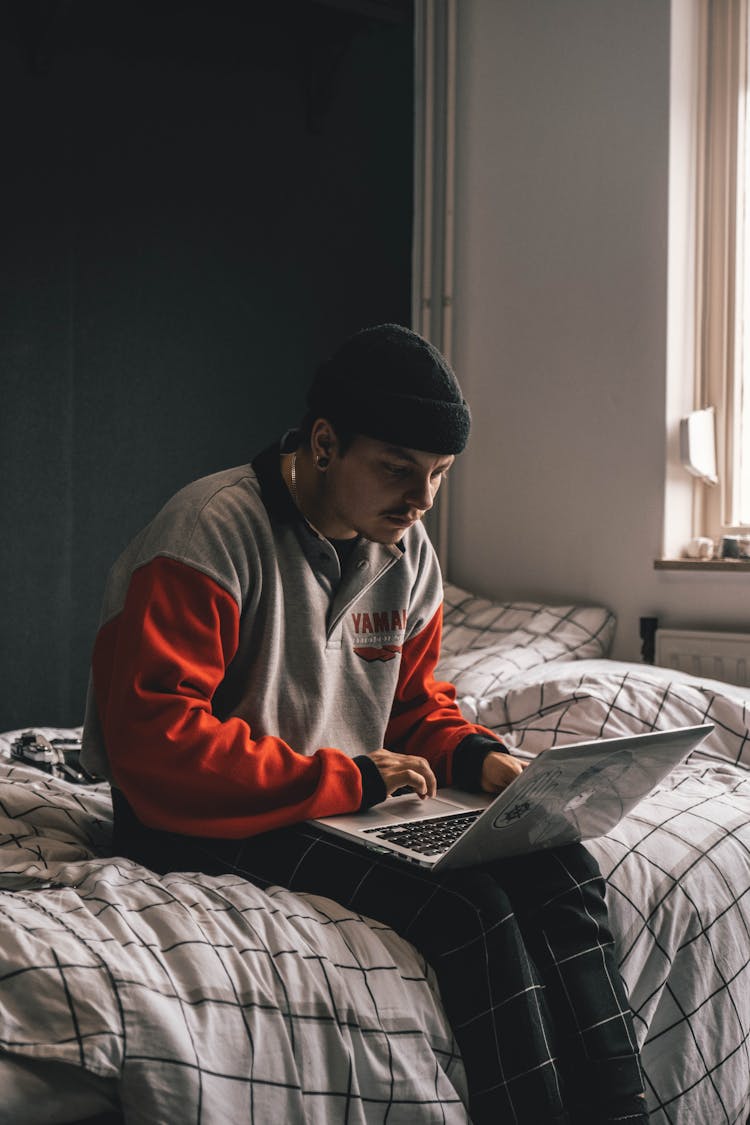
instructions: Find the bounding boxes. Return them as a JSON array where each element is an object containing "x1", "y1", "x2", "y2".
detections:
[{"x1": 251, "y1": 431, "x2": 299, "y2": 524}]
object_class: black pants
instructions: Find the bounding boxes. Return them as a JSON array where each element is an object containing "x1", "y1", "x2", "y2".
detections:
[{"x1": 113, "y1": 792, "x2": 648, "y2": 1125}]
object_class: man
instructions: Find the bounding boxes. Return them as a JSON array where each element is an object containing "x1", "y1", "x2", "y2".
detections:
[{"x1": 82, "y1": 324, "x2": 648, "y2": 1124}]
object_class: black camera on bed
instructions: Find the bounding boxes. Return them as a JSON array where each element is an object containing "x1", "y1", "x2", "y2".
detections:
[{"x1": 10, "y1": 731, "x2": 102, "y2": 785}]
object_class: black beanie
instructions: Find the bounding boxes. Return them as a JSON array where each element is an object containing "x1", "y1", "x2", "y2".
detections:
[{"x1": 306, "y1": 324, "x2": 471, "y2": 455}]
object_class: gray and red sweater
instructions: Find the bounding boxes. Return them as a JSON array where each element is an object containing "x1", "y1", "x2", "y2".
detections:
[{"x1": 81, "y1": 439, "x2": 502, "y2": 838}]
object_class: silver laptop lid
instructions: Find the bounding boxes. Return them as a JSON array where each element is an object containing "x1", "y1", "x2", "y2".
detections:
[{"x1": 435, "y1": 723, "x2": 713, "y2": 868}]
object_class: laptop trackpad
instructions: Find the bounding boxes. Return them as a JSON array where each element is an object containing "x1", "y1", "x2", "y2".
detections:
[
  {"x1": 375, "y1": 795, "x2": 469, "y2": 822},
  {"x1": 316, "y1": 791, "x2": 484, "y2": 834}
]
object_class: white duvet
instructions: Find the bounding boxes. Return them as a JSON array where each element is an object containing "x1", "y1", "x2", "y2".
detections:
[
  {"x1": 437, "y1": 646, "x2": 750, "y2": 1125},
  {"x1": 0, "y1": 742, "x2": 469, "y2": 1125},
  {"x1": 0, "y1": 582, "x2": 748, "y2": 1124}
]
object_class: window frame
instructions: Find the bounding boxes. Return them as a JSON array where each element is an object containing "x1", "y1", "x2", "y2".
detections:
[{"x1": 696, "y1": 0, "x2": 750, "y2": 537}]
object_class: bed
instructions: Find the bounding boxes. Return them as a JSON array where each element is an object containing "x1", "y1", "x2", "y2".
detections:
[{"x1": 1, "y1": 582, "x2": 748, "y2": 1125}]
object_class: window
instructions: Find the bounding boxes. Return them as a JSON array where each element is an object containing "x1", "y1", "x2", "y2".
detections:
[{"x1": 695, "y1": 0, "x2": 750, "y2": 538}]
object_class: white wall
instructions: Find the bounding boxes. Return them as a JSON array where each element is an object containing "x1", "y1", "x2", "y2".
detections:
[{"x1": 448, "y1": 0, "x2": 749, "y2": 660}]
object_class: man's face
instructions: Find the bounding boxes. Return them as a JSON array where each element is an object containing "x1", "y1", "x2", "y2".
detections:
[{"x1": 323, "y1": 435, "x2": 454, "y2": 544}]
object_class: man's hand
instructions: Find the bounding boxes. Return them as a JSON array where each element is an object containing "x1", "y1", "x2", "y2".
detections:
[
  {"x1": 480, "y1": 749, "x2": 527, "y2": 795},
  {"x1": 367, "y1": 748, "x2": 438, "y2": 799}
]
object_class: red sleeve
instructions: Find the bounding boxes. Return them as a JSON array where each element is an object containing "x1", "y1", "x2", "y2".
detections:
[
  {"x1": 93, "y1": 556, "x2": 363, "y2": 837},
  {"x1": 384, "y1": 604, "x2": 503, "y2": 786}
]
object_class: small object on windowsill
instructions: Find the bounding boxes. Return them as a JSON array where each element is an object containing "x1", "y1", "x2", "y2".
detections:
[
  {"x1": 719, "y1": 535, "x2": 750, "y2": 559},
  {"x1": 685, "y1": 536, "x2": 715, "y2": 560}
]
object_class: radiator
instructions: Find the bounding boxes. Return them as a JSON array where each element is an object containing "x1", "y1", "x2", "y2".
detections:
[{"x1": 655, "y1": 628, "x2": 750, "y2": 688}]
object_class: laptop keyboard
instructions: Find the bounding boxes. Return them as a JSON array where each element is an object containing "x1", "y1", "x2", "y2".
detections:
[{"x1": 364, "y1": 811, "x2": 482, "y2": 857}]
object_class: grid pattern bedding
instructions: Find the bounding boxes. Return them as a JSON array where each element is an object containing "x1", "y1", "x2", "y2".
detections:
[
  {"x1": 0, "y1": 740, "x2": 468, "y2": 1125},
  {"x1": 438, "y1": 582, "x2": 616, "y2": 694},
  {"x1": 0, "y1": 585, "x2": 748, "y2": 1123},
  {"x1": 444, "y1": 660, "x2": 750, "y2": 1125}
]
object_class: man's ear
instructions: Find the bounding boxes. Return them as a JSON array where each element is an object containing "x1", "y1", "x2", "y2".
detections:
[{"x1": 310, "y1": 418, "x2": 337, "y2": 466}]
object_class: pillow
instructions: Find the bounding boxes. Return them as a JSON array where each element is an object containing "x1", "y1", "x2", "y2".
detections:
[
  {"x1": 437, "y1": 583, "x2": 616, "y2": 698},
  {"x1": 462, "y1": 663, "x2": 750, "y2": 770}
]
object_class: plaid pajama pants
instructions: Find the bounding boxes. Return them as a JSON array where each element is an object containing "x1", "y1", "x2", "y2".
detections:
[{"x1": 113, "y1": 793, "x2": 648, "y2": 1125}]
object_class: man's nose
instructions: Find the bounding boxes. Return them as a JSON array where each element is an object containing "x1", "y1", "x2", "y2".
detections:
[{"x1": 406, "y1": 477, "x2": 435, "y2": 512}]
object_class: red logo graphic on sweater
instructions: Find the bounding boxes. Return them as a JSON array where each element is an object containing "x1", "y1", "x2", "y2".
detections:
[
  {"x1": 351, "y1": 610, "x2": 407, "y2": 634},
  {"x1": 351, "y1": 608, "x2": 407, "y2": 664},
  {"x1": 354, "y1": 644, "x2": 402, "y2": 663}
]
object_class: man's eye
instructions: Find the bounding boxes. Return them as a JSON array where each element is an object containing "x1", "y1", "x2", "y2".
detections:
[{"x1": 384, "y1": 463, "x2": 408, "y2": 477}]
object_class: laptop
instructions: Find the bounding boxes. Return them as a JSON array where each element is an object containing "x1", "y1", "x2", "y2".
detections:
[{"x1": 313, "y1": 724, "x2": 713, "y2": 870}]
